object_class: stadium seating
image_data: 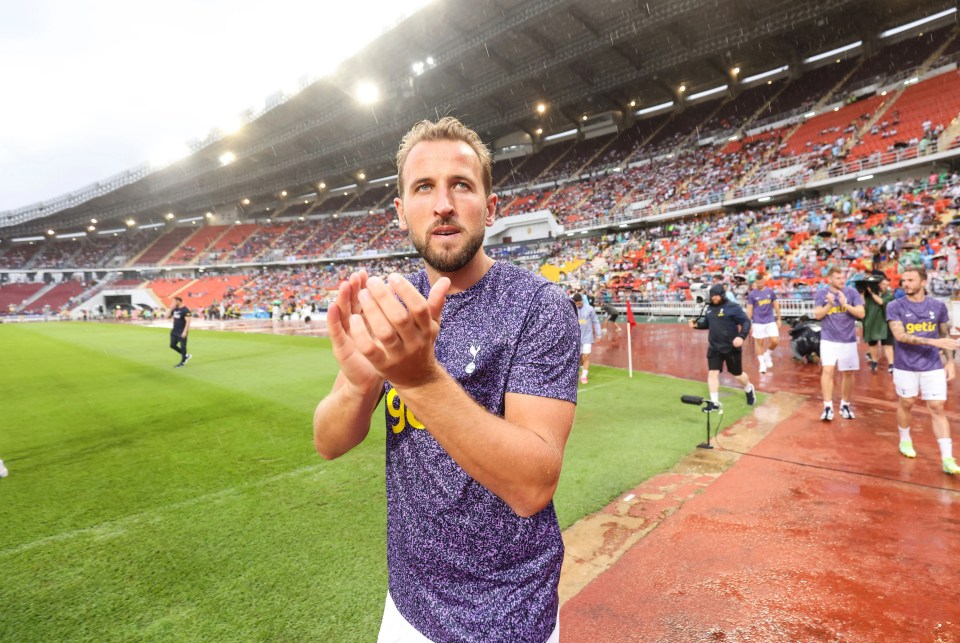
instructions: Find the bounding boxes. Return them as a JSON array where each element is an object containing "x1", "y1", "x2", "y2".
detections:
[
  {"x1": 132, "y1": 227, "x2": 195, "y2": 266},
  {"x1": 0, "y1": 282, "x2": 46, "y2": 313},
  {"x1": 22, "y1": 280, "x2": 87, "y2": 314}
]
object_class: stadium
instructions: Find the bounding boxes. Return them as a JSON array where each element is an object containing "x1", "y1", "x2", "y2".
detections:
[{"x1": 2, "y1": 0, "x2": 960, "y2": 639}]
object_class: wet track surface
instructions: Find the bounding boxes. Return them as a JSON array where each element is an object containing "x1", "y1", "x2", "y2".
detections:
[{"x1": 561, "y1": 324, "x2": 960, "y2": 642}]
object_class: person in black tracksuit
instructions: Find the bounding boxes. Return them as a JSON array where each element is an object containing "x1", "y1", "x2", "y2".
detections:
[
  {"x1": 689, "y1": 284, "x2": 756, "y2": 410},
  {"x1": 169, "y1": 296, "x2": 193, "y2": 368}
]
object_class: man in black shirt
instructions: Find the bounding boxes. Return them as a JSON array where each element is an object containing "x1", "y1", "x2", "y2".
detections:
[
  {"x1": 169, "y1": 296, "x2": 192, "y2": 367},
  {"x1": 689, "y1": 284, "x2": 756, "y2": 409}
]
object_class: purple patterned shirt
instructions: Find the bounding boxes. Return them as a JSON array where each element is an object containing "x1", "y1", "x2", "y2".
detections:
[
  {"x1": 746, "y1": 287, "x2": 777, "y2": 324},
  {"x1": 886, "y1": 296, "x2": 950, "y2": 372},
  {"x1": 384, "y1": 261, "x2": 580, "y2": 642},
  {"x1": 815, "y1": 286, "x2": 863, "y2": 343}
]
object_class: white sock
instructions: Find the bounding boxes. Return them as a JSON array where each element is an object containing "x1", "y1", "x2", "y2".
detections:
[
  {"x1": 898, "y1": 427, "x2": 911, "y2": 442},
  {"x1": 840, "y1": 400, "x2": 850, "y2": 408},
  {"x1": 582, "y1": 369, "x2": 588, "y2": 378},
  {"x1": 938, "y1": 438, "x2": 953, "y2": 460},
  {"x1": 745, "y1": 383, "x2": 754, "y2": 393},
  {"x1": 758, "y1": 355, "x2": 765, "y2": 364},
  {"x1": 824, "y1": 400, "x2": 833, "y2": 408},
  {"x1": 710, "y1": 393, "x2": 719, "y2": 404}
]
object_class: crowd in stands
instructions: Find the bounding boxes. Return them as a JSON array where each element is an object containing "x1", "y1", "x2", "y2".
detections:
[{"x1": 3, "y1": 31, "x2": 960, "y2": 321}]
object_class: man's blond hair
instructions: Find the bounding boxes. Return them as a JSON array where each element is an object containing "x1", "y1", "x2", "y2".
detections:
[{"x1": 396, "y1": 117, "x2": 493, "y2": 197}]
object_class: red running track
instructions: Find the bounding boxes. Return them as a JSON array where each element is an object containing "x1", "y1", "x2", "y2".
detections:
[{"x1": 561, "y1": 323, "x2": 960, "y2": 641}]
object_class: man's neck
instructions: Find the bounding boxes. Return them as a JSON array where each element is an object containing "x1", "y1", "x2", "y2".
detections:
[{"x1": 906, "y1": 292, "x2": 926, "y2": 303}]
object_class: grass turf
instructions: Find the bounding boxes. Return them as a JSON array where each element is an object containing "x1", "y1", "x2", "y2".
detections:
[{"x1": 0, "y1": 322, "x2": 759, "y2": 640}]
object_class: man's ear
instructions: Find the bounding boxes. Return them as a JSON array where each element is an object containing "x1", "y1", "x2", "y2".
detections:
[{"x1": 485, "y1": 193, "x2": 498, "y2": 227}]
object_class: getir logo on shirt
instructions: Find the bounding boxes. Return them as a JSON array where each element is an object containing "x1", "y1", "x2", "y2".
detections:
[{"x1": 905, "y1": 321, "x2": 938, "y2": 334}]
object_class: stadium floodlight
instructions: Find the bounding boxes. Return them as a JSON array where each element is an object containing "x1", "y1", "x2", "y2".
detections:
[
  {"x1": 357, "y1": 173, "x2": 366, "y2": 180},
  {"x1": 332, "y1": 183, "x2": 358, "y2": 192},
  {"x1": 741, "y1": 65, "x2": 790, "y2": 85},
  {"x1": 241, "y1": 198, "x2": 250, "y2": 205},
  {"x1": 729, "y1": 136, "x2": 739, "y2": 142},
  {"x1": 55, "y1": 232, "x2": 86, "y2": 239},
  {"x1": 205, "y1": 212, "x2": 214, "y2": 218},
  {"x1": 535, "y1": 128, "x2": 543, "y2": 135},
  {"x1": 880, "y1": 8, "x2": 956, "y2": 38},
  {"x1": 318, "y1": 182, "x2": 326, "y2": 190},
  {"x1": 221, "y1": 118, "x2": 242, "y2": 135},
  {"x1": 635, "y1": 101, "x2": 674, "y2": 116},
  {"x1": 12, "y1": 235, "x2": 45, "y2": 242},
  {"x1": 687, "y1": 84, "x2": 728, "y2": 101},
  {"x1": 47, "y1": 229, "x2": 55, "y2": 235},
  {"x1": 87, "y1": 226, "x2": 96, "y2": 232},
  {"x1": 280, "y1": 191, "x2": 287, "y2": 197},
  {"x1": 139, "y1": 222, "x2": 165, "y2": 229},
  {"x1": 149, "y1": 143, "x2": 191, "y2": 169},
  {"x1": 803, "y1": 41, "x2": 862, "y2": 64},
  {"x1": 804, "y1": 111, "x2": 817, "y2": 118},
  {"x1": 179, "y1": 216, "x2": 203, "y2": 223},
  {"x1": 536, "y1": 103, "x2": 547, "y2": 115},
  {"x1": 903, "y1": 77, "x2": 919, "y2": 85},
  {"x1": 758, "y1": 197, "x2": 771, "y2": 203},
  {"x1": 629, "y1": 100, "x2": 636, "y2": 107},
  {"x1": 857, "y1": 174, "x2": 875, "y2": 182},
  {"x1": 97, "y1": 228, "x2": 125, "y2": 235},
  {"x1": 90, "y1": 218, "x2": 97, "y2": 224},
  {"x1": 165, "y1": 212, "x2": 175, "y2": 220},
  {"x1": 356, "y1": 81, "x2": 380, "y2": 105},
  {"x1": 370, "y1": 174, "x2": 398, "y2": 184},
  {"x1": 126, "y1": 219, "x2": 136, "y2": 227},
  {"x1": 219, "y1": 151, "x2": 236, "y2": 166},
  {"x1": 731, "y1": 67, "x2": 740, "y2": 75},
  {"x1": 544, "y1": 128, "x2": 577, "y2": 141}
]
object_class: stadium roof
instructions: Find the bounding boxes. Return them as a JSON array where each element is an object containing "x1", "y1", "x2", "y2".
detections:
[{"x1": 3, "y1": 0, "x2": 956, "y2": 238}]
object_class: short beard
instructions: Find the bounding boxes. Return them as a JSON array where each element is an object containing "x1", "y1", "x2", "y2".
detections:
[{"x1": 410, "y1": 226, "x2": 485, "y2": 273}]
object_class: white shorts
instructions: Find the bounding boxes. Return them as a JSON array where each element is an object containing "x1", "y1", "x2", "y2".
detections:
[
  {"x1": 751, "y1": 322, "x2": 779, "y2": 339},
  {"x1": 893, "y1": 368, "x2": 947, "y2": 401},
  {"x1": 820, "y1": 340, "x2": 860, "y2": 371},
  {"x1": 581, "y1": 343, "x2": 593, "y2": 355},
  {"x1": 378, "y1": 592, "x2": 559, "y2": 643}
]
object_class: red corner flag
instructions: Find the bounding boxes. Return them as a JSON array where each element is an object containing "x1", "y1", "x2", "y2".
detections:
[{"x1": 625, "y1": 298, "x2": 637, "y2": 327}]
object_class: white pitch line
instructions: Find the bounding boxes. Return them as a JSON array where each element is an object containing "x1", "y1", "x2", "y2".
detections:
[{"x1": 0, "y1": 464, "x2": 327, "y2": 559}]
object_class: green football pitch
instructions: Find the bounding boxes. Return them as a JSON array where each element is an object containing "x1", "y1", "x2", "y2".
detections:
[{"x1": 0, "y1": 322, "x2": 758, "y2": 641}]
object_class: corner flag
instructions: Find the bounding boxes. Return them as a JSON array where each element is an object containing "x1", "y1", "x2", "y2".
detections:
[
  {"x1": 625, "y1": 299, "x2": 636, "y2": 378},
  {"x1": 625, "y1": 299, "x2": 637, "y2": 327}
]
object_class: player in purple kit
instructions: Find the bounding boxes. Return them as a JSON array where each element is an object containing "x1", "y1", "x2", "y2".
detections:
[
  {"x1": 813, "y1": 266, "x2": 865, "y2": 421},
  {"x1": 313, "y1": 117, "x2": 580, "y2": 642},
  {"x1": 745, "y1": 276, "x2": 781, "y2": 374},
  {"x1": 885, "y1": 267, "x2": 960, "y2": 475}
]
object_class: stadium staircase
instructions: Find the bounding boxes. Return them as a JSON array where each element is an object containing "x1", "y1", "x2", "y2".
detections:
[
  {"x1": 18, "y1": 282, "x2": 57, "y2": 311},
  {"x1": 165, "y1": 225, "x2": 230, "y2": 265},
  {"x1": 621, "y1": 117, "x2": 673, "y2": 166},
  {"x1": 128, "y1": 227, "x2": 194, "y2": 266}
]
